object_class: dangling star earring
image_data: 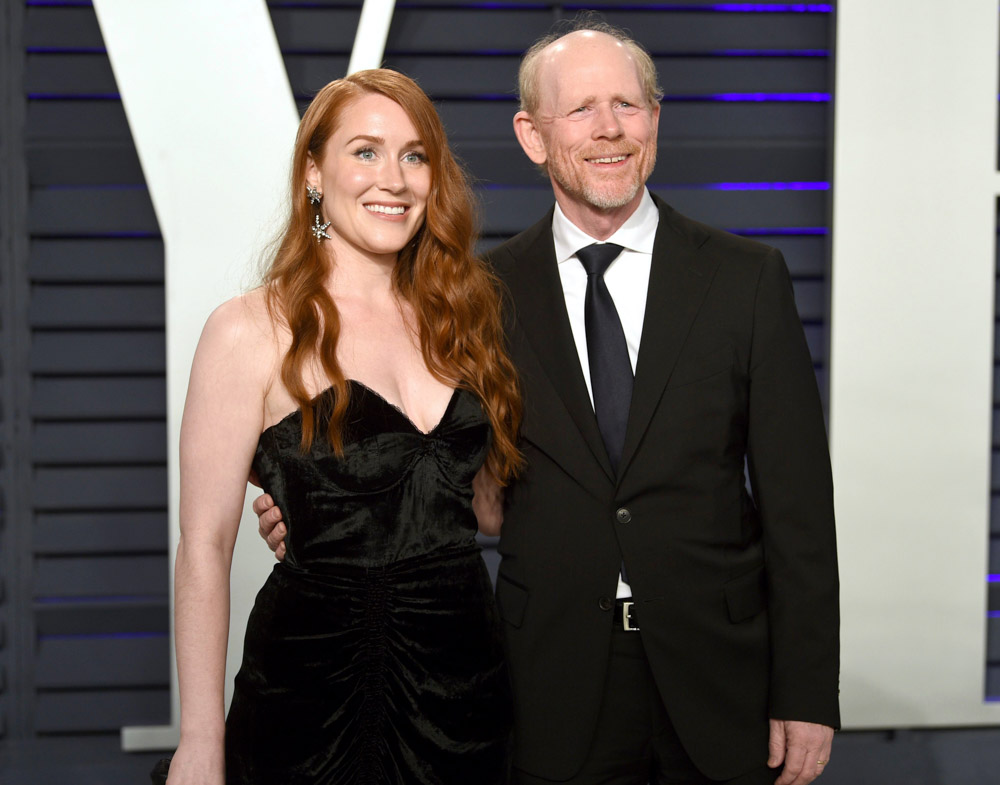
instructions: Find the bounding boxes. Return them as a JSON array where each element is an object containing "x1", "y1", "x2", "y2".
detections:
[
  {"x1": 311, "y1": 214, "x2": 332, "y2": 242},
  {"x1": 306, "y1": 184, "x2": 322, "y2": 205}
]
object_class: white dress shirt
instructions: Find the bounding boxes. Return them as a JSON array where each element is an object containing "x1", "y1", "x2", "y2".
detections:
[{"x1": 552, "y1": 189, "x2": 659, "y2": 598}]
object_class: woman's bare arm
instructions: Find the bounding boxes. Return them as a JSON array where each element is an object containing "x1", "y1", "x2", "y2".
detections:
[{"x1": 167, "y1": 296, "x2": 270, "y2": 785}]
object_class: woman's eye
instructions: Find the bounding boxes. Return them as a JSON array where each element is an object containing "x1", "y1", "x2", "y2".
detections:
[
  {"x1": 403, "y1": 152, "x2": 426, "y2": 164},
  {"x1": 356, "y1": 149, "x2": 376, "y2": 161}
]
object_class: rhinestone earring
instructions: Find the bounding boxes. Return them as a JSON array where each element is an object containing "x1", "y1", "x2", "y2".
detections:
[
  {"x1": 311, "y1": 214, "x2": 332, "y2": 242},
  {"x1": 306, "y1": 185, "x2": 322, "y2": 205}
]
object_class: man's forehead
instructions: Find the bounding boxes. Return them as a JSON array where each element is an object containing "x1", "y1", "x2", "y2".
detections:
[{"x1": 536, "y1": 41, "x2": 643, "y2": 108}]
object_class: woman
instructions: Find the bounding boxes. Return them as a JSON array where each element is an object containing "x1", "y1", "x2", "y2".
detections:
[{"x1": 166, "y1": 69, "x2": 521, "y2": 785}]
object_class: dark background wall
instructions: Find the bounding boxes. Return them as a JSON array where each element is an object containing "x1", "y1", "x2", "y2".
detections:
[{"x1": 0, "y1": 1, "x2": 997, "y2": 783}]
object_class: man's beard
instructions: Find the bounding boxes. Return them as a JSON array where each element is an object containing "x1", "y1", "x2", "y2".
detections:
[{"x1": 547, "y1": 142, "x2": 656, "y2": 211}]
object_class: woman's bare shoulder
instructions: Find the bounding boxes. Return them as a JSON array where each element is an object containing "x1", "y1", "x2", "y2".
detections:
[{"x1": 195, "y1": 288, "x2": 284, "y2": 385}]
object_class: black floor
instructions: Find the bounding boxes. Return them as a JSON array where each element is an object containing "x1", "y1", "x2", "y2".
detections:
[{"x1": 2, "y1": 728, "x2": 1000, "y2": 784}]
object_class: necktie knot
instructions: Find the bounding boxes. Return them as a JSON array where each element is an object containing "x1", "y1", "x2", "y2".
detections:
[{"x1": 576, "y1": 243, "x2": 624, "y2": 277}]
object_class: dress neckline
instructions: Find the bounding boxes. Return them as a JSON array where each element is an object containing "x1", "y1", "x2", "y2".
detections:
[{"x1": 261, "y1": 379, "x2": 462, "y2": 439}]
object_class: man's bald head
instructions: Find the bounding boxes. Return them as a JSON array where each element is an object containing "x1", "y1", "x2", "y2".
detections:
[{"x1": 518, "y1": 21, "x2": 662, "y2": 118}]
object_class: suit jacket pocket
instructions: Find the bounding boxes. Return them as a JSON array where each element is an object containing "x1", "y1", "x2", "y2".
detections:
[
  {"x1": 496, "y1": 573, "x2": 529, "y2": 628},
  {"x1": 666, "y1": 345, "x2": 734, "y2": 391},
  {"x1": 724, "y1": 564, "x2": 766, "y2": 623}
]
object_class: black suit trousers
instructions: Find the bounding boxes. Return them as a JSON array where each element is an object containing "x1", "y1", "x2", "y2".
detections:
[{"x1": 508, "y1": 626, "x2": 779, "y2": 785}]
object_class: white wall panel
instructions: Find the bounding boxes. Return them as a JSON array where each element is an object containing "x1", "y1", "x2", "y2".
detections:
[{"x1": 831, "y1": 0, "x2": 1000, "y2": 727}]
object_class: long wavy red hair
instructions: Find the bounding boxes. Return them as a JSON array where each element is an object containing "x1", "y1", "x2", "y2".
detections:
[{"x1": 264, "y1": 69, "x2": 522, "y2": 483}]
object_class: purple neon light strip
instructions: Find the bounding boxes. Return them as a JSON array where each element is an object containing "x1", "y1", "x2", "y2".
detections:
[
  {"x1": 989, "y1": 574, "x2": 1000, "y2": 582},
  {"x1": 35, "y1": 594, "x2": 167, "y2": 604},
  {"x1": 481, "y1": 182, "x2": 829, "y2": 192},
  {"x1": 28, "y1": 93, "x2": 121, "y2": 100},
  {"x1": 989, "y1": 611, "x2": 1000, "y2": 618},
  {"x1": 732, "y1": 227, "x2": 828, "y2": 236},
  {"x1": 39, "y1": 631, "x2": 167, "y2": 641},
  {"x1": 707, "y1": 92, "x2": 830, "y2": 102},
  {"x1": 564, "y1": 3, "x2": 831, "y2": 10},
  {"x1": 711, "y1": 181, "x2": 829, "y2": 191},
  {"x1": 44, "y1": 184, "x2": 147, "y2": 191},
  {"x1": 27, "y1": 47, "x2": 108, "y2": 55}
]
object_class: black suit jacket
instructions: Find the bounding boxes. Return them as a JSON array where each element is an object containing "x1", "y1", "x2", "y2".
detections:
[{"x1": 488, "y1": 196, "x2": 839, "y2": 781}]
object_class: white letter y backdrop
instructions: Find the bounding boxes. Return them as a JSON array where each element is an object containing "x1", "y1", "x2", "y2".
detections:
[{"x1": 92, "y1": 0, "x2": 1000, "y2": 750}]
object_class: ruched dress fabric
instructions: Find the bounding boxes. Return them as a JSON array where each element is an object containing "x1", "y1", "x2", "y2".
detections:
[{"x1": 224, "y1": 381, "x2": 511, "y2": 785}]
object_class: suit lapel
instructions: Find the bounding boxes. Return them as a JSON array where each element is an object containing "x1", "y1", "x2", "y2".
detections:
[
  {"x1": 618, "y1": 197, "x2": 718, "y2": 480},
  {"x1": 499, "y1": 213, "x2": 616, "y2": 484}
]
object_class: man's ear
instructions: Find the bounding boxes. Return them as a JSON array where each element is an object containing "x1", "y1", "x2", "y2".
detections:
[{"x1": 513, "y1": 111, "x2": 547, "y2": 166}]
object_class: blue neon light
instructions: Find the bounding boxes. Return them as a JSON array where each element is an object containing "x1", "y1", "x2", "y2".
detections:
[
  {"x1": 988, "y1": 611, "x2": 1000, "y2": 618},
  {"x1": 732, "y1": 227, "x2": 828, "y2": 236},
  {"x1": 480, "y1": 182, "x2": 829, "y2": 192},
  {"x1": 36, "y1": 594, "x2": 167, "y2": 604},
  {"x1": 28, "y1": 93, "x2": 121, "y2": 100},
  {"x1": 44, "y1": 184, "x2": 148, "y2": 191},
  {"x1": 27, "y1": 47, "x2": 108, "y2": 55},
  {"x1": 39, "y1": 631, "x2": 167, "y2": 641},
  {"x1": 711, "y1": 92, "x2": 831, "y2": 102},
  {"x1": 711, "y1": 181, "x2": 829, "y2": 191},
  {"x1": 564, "y1": 3, "x2": 831, "y2": 10},
  {"x1": 989, "y1": 574, "x2": 1000, "y2": 583}
]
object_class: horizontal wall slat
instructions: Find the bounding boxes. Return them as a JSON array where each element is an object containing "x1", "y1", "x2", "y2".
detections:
[
  {"x1": 30, "y1": 285, "x2": 165, "y2": 329},
  {"x1": 32, "y1": 377, "x2": 166, "y2": 419},
  {"x1": 28, "y1": 189, "x2": 157, "y2": 236},
  {"x1": 285, "y1": 54, "x2": 827, "y2": 96},
  {"x1": 269, "y1": 7, "x2": 361, "y2": 51},
  {"x1": 26, "y1": 144, "x2": 144, "y2": 186},
  {"x1": 478, "y1": 187, "x2": 827, "y2": 236},
  {"x1": 34, "y1": 689, "x2": 169, "y2": 733},
  {"x1": 478, "y1": 234, "x2": 826, "y2": 279},
  {"x1": 598, "y1": 10, "x2": 829, "y2": 50},
  {"x1": 25, "y1": 53, "x2": 117, "y2": 95},
  {"x1": 33, "y1": 467, "x2": 167, "y2": 510},
  {"x1": 35, "y1": 599, "x2": 169, "y2": 638},
  {"x1": 30, "y1": 239, "x2": 165, "y2": 283},
  {"x1": 273, "y1": 7, "x2": 829, "y2": 52},
  {"x1": 437, "y1": 100, "x2": 829, "y2": 141},
  {"x1": 31, "y1": 332, "x2": 165, "y2": 374},
  {"x1": 32, "y1": 422, "x2": 167, "y2": 464},
  {"x1": 36, "y1": 637, "x2": 168, "y2": 689},
  {"x1": 35, "y1": 512, "x2": 168, "y2": 555},
  {"x1": 24, "y1": 6, "x2": 103, "y2": 49},
  {"x1": 457, "y1": 140, "x2": 827, "y2": 185},
  {"x1": 26, "y1": 102, "x2": 132, "y2": 142},
  {"x1": 34, "y1": 555, "x2": 168, "y2": 597}
]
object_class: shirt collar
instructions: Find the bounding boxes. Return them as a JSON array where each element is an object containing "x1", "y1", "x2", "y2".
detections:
[{"x1": 552, "y1": 188, "x2": 659, "y2": 265}]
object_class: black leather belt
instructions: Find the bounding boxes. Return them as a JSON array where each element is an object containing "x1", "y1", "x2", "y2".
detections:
[{"x1": 614, "y1": 599, "x2": 639, "y2": 632}]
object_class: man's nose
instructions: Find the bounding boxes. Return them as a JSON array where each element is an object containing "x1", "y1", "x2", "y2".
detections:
[{"x1": 593, "y1": 104, "x2": 624, "y2": 138}]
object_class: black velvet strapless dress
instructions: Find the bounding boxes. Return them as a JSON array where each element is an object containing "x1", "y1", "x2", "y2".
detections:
[{"x1": 224, "y1": 381, "x2": 511, "y2": 784}]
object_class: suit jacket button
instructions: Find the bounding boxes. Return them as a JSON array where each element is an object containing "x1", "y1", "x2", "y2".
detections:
[
  {"x1": 616, "y1": 507, "x2": 632, "y2": 524},
  {"x1": 598, "y1": 596, "x2": 613, "y2": 612}
]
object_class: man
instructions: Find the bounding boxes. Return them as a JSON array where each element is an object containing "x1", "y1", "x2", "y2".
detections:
[{"x1": 257, "y1": 21, "x2": 839, "y2": 785}]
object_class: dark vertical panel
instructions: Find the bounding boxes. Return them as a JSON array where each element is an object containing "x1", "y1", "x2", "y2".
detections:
[
  {"x1": 1, "y1": 0, "x2": 32, "y2": 744},
  {"x1": 989, "y1": 210, "x2": 1000, "y2": 698},
  {"x1": 17, "y1": 0, "x2": 171, "y2": 750}
]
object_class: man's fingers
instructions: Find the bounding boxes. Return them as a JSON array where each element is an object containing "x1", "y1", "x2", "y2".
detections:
[
  {"x1": 767, "y1": 719, "x2": 786, "y2": 768},
  {"x1": 774, "y1": 741, "x2": 807, "y2": 785},
  {"x1": 252, "y1": 493, "x2": 273, "y2": 516},
  {"x1": 265, "y1": 523, "x2": 286, "y2": 551}
]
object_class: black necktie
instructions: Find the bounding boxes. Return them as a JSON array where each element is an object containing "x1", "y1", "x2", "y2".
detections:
[{"x1": 577, "y1": 243, "x2": 632, "y2": 472}]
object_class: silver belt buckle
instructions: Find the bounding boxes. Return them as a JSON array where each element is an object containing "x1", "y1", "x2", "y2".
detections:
[{"x1": 622, "y1": 601, "x2": 639, "y2": 632}]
